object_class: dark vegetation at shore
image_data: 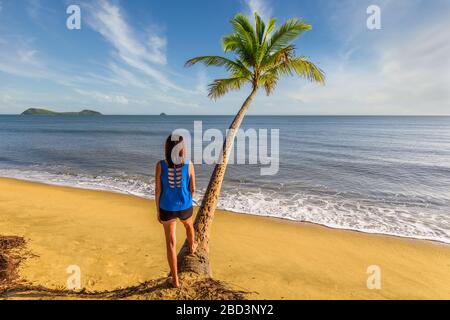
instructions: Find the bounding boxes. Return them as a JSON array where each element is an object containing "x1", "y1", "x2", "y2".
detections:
[
  {"x1": 0, "y1": 235, "x2": 247, "y2": 300},
  {"x1": 0, "y1": 236, "x2": 26, "y2": 286}
]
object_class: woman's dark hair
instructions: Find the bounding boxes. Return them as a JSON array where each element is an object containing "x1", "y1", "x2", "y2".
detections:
[{"x1": 165, "y1": 134, "x2": 184, "y2": 167}]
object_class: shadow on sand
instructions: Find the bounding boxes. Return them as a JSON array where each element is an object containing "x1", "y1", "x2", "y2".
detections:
[{"x1": 0, "y1": 236, "x2": 247, "y2": 300}]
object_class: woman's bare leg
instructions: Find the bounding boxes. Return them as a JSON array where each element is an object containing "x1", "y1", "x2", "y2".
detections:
[
  {"x1": 163, "y1": 220, "x2": 179, "y2": 288},
  {"x1": 181, "y1": 217, "x2": 197, "y2": 254}
]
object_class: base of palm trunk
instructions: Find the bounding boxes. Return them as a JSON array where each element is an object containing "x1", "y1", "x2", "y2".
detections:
[{"x1": 177, "y1": 243, "x2": 211, "y2": 276}]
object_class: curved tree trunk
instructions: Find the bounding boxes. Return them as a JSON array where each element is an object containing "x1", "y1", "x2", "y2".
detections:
[{"x1": 178, "y1": 87, "x2": 258, "y2": 276}]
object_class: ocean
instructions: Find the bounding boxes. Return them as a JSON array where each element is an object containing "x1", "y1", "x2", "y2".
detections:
[{"x1": 0, "y1": 115, "x2": 449, "y2": 243}]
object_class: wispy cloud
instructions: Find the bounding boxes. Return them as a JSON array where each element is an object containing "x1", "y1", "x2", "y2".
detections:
[
  {"x1": 106, "y1": 63, "x2": 148, "y2": 88},
  {"x1": 26, "y1": 0, "x2": 40, "y2": 20},
  {"x1": 74, "y1": 89, "x2": 129, "y2": 105},
  {"x1": 26, "y1": 0, "x2": 57, "y2": 26},
  {"x1": 0, "y1": 38, "x2": 55, "y2": 80},
  {"x1": 244, "y1": 0, "x2": 273, "y2": 21},
  {"x1": 1, "y1": 0, "x2": 447, "y2": 115},
  {"x1": 85, "y1": 0, "x2": 185, "y2": 91},
  {"x1": 283, "y1": 16, "x2": 450, "y2": 115},
  {"x1": 0, "y1": 0, "x2": 203, "y2": 114},
  {"x1": 87, "y1": 0, "x2": 166, "y2": 65},
  {"x1": 0, "y1": 87, "x2": 80, "y2": 114},
  {"x1": 0, "y1": 36, "x2": 102, "y2": 88},
  {"x1": 194, "y1": 69, "x2": 209, "y2": 95}
]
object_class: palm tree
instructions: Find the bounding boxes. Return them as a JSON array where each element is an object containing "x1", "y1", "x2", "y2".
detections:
[{"x1": 178, "y1": 12, "x2": 325, "y2": 276}]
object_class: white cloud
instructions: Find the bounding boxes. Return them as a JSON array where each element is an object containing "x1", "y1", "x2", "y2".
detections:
[
  {"x1": 74, "y1": 89, "x2": 129, "y2": 105},
  {"x1": 195, "y1": 69, "x2": 209, "y2": 95},
  {"x1": 244, "y1": 0, "x2": 272, "y2": 22},
  {"x1": 0, "y1": 93, "x2": 13, "y2": 104},
  {"x1": 0, "y1": 37, "x2": 107, "y2": 89},
  {"x1": 267, "y1": 0, "x2": 450, "y2": 116},
  {"x1": 87, "y1": 0, "x2": 166, "y2": 65},
  {"x1": 85, "y1": 0, "x2": 187, "y2": 92},
  {"x1": 0, "y1": 1, "x2": 203, "y2": 114},
  {"x1": 0, "y1": 88, "x2": 80, "y2": 114},
  {"x1": 0, "y1": 40, "x2": 55, "y2": 81},
  {"x1": 106, "y1": 63, "x2": 148, "y2": 88},
  {"x1": 378, "y1": 21, "x2": 450, "y2": 108},
  {"x1": 283, "y1": 18, "x2": 450, "y2": 115},
  {"x1": 2, "y1": 0, "x2": 446, "y2": 115},
  {"x1": 26, "y1": 0, "x2": 40, "y2": 20},
  {"x1": 26, "y1": 0, "x2": 57, "y2": 26},
  {"x1": 17, "y1": 49, "x2": 38, "y2": 64}
]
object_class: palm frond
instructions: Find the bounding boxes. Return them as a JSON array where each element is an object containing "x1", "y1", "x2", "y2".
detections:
[
  {"x1": 222, "y1": 33, "x2": 254, "y2": 68},
  {"x1": 266, "y1": 18, "x2": 311, "y2": 55},
  {"x1": 260, "y1": 56, "x2": 325, "y2": 84},
  {"x1": 261, "y1": 45, "x2": 296, "y2": 71},
  {"x1": 230, "y1": 13, "x2": 257, "y2": 43},
  {"x1": 289, "y1": 57, "x2": 325, "y2": 83},
  {"x1": 185, "y1": 56, "x2": 252, "y2": 79},
  {"x1": 222, "y1": 33, "x2": 241, "y2": 52},
  {"x1": 229, "y1": 13, "x2": 259, "y2": 66},
  {"x1": 254, "y1": 12, "x2": 266, "y2": 45},
  {"x1": 259, "y1": 71, "x2": 279, "y2": 96},
  {"x1": 208, "y1": 77, "x2": 249, "y2": 100},
  {"x1": 262, "y1": 17, "x2": 276, "y2": 46},
  {"x1": 185, "y1": 12, "x2": 325, "y2": 101},
  {"x1": 254, "y1": 17, "x2": 277, "y2": 66}
]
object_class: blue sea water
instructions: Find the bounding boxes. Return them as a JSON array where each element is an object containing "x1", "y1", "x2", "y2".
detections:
[{"x1": 0, "y1": 115, "x2": 449, "y2": 243}]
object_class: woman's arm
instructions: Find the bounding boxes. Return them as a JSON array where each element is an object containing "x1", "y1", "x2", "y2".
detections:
[
  {"x1": 189, "y1": 162, "x2": 196, "y2": 199},
  {"x1": 155, "y1": 161, "x2": 162, "y2": 224}
]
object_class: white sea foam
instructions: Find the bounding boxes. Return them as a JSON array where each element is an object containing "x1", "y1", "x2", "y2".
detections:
[{"x1": 1, "y1": 168, "x2": 449, "y2": 244}]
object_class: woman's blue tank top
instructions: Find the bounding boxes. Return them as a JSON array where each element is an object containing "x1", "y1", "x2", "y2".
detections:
[{"x1": 159, "y1": 160, "x2": 192, "y2": 211}]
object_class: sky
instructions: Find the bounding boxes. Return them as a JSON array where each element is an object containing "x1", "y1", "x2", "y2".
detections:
[{"x1": 0, "y1": 0, "x2": 449, "y2": 115}]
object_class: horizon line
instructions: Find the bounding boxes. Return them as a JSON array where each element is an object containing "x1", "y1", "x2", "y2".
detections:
[{"x1": 1, "y1": 113, "x2": 450, "y2": 117}]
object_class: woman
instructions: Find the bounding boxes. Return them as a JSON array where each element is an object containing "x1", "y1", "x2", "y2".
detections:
[{"x1": 155, "y1": 134, "x2": 197, "y2": 288}]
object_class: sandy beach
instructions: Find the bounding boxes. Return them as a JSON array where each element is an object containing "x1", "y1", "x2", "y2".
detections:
[{"x1": 0, "y1": 177, "x2": 449, "y2": 299}]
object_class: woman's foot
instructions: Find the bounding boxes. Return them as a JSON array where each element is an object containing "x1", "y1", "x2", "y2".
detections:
[
  {"x1": 171, "y1": 275, "x2": 180, "y2": 288},
  {"x1": 190, "y1": 241, "x2": 198, "y2": 255}
]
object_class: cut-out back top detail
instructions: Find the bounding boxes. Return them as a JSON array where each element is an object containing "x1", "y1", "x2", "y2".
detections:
[{"x1": 159, "y1": 160, "x2": 192, "y2": 211}]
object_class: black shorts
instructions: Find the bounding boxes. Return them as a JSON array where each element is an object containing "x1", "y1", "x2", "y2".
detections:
[{"x1": 159, "y1": 207, "x2": 193, "y2": 222}]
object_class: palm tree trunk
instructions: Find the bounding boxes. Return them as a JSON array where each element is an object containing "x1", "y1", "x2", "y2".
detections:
[{"x1": 178, "y1": 87, "x2": 258, "y2": 276}]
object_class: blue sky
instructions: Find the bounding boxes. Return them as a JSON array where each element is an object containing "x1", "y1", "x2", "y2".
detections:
[{"x1": 0, "y1": 0, "x2": 449, "y2": 115}]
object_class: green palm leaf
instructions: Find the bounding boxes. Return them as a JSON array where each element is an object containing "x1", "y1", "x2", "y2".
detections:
[
  {"x1": 254, "y1": 12, "x2": 266, "y2": 45},
  {"x1": 185, "y1": 56, "x2": 252, "y2": 79},
  {"x1": 186, "y1": 12, "x2": 325, "y2": 99},
  {"x1": 265, "y1": 18, "x2": 311, "y2": 55},
  {"x1": 208, "y1": 77, "x2": 248, "y2": 100},
  {"x1": 289, "y1": 57, "x2": 325, "y2": 83}
]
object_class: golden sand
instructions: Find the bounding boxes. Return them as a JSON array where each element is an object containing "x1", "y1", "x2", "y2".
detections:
[{"x1": 0, "y1": 177, "x2": 449, "y2": 299}]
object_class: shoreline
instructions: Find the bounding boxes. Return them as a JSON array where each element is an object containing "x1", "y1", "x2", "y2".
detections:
[
  {"x1": 1, "y1": 177, "x2": 450, "y2": 299},
  {"x1": 0, "y1": 175, "x2": 448, "y2": 246}
]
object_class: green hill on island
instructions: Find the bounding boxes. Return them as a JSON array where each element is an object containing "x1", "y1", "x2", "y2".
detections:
[{"x1": 21, "y1": 108, "x2": 102, "y2": 116}]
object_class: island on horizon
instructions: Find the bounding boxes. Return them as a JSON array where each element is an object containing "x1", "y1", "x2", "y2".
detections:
[{"x1": 21, "y1": 108, "x2": 102, "y2": 116}]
